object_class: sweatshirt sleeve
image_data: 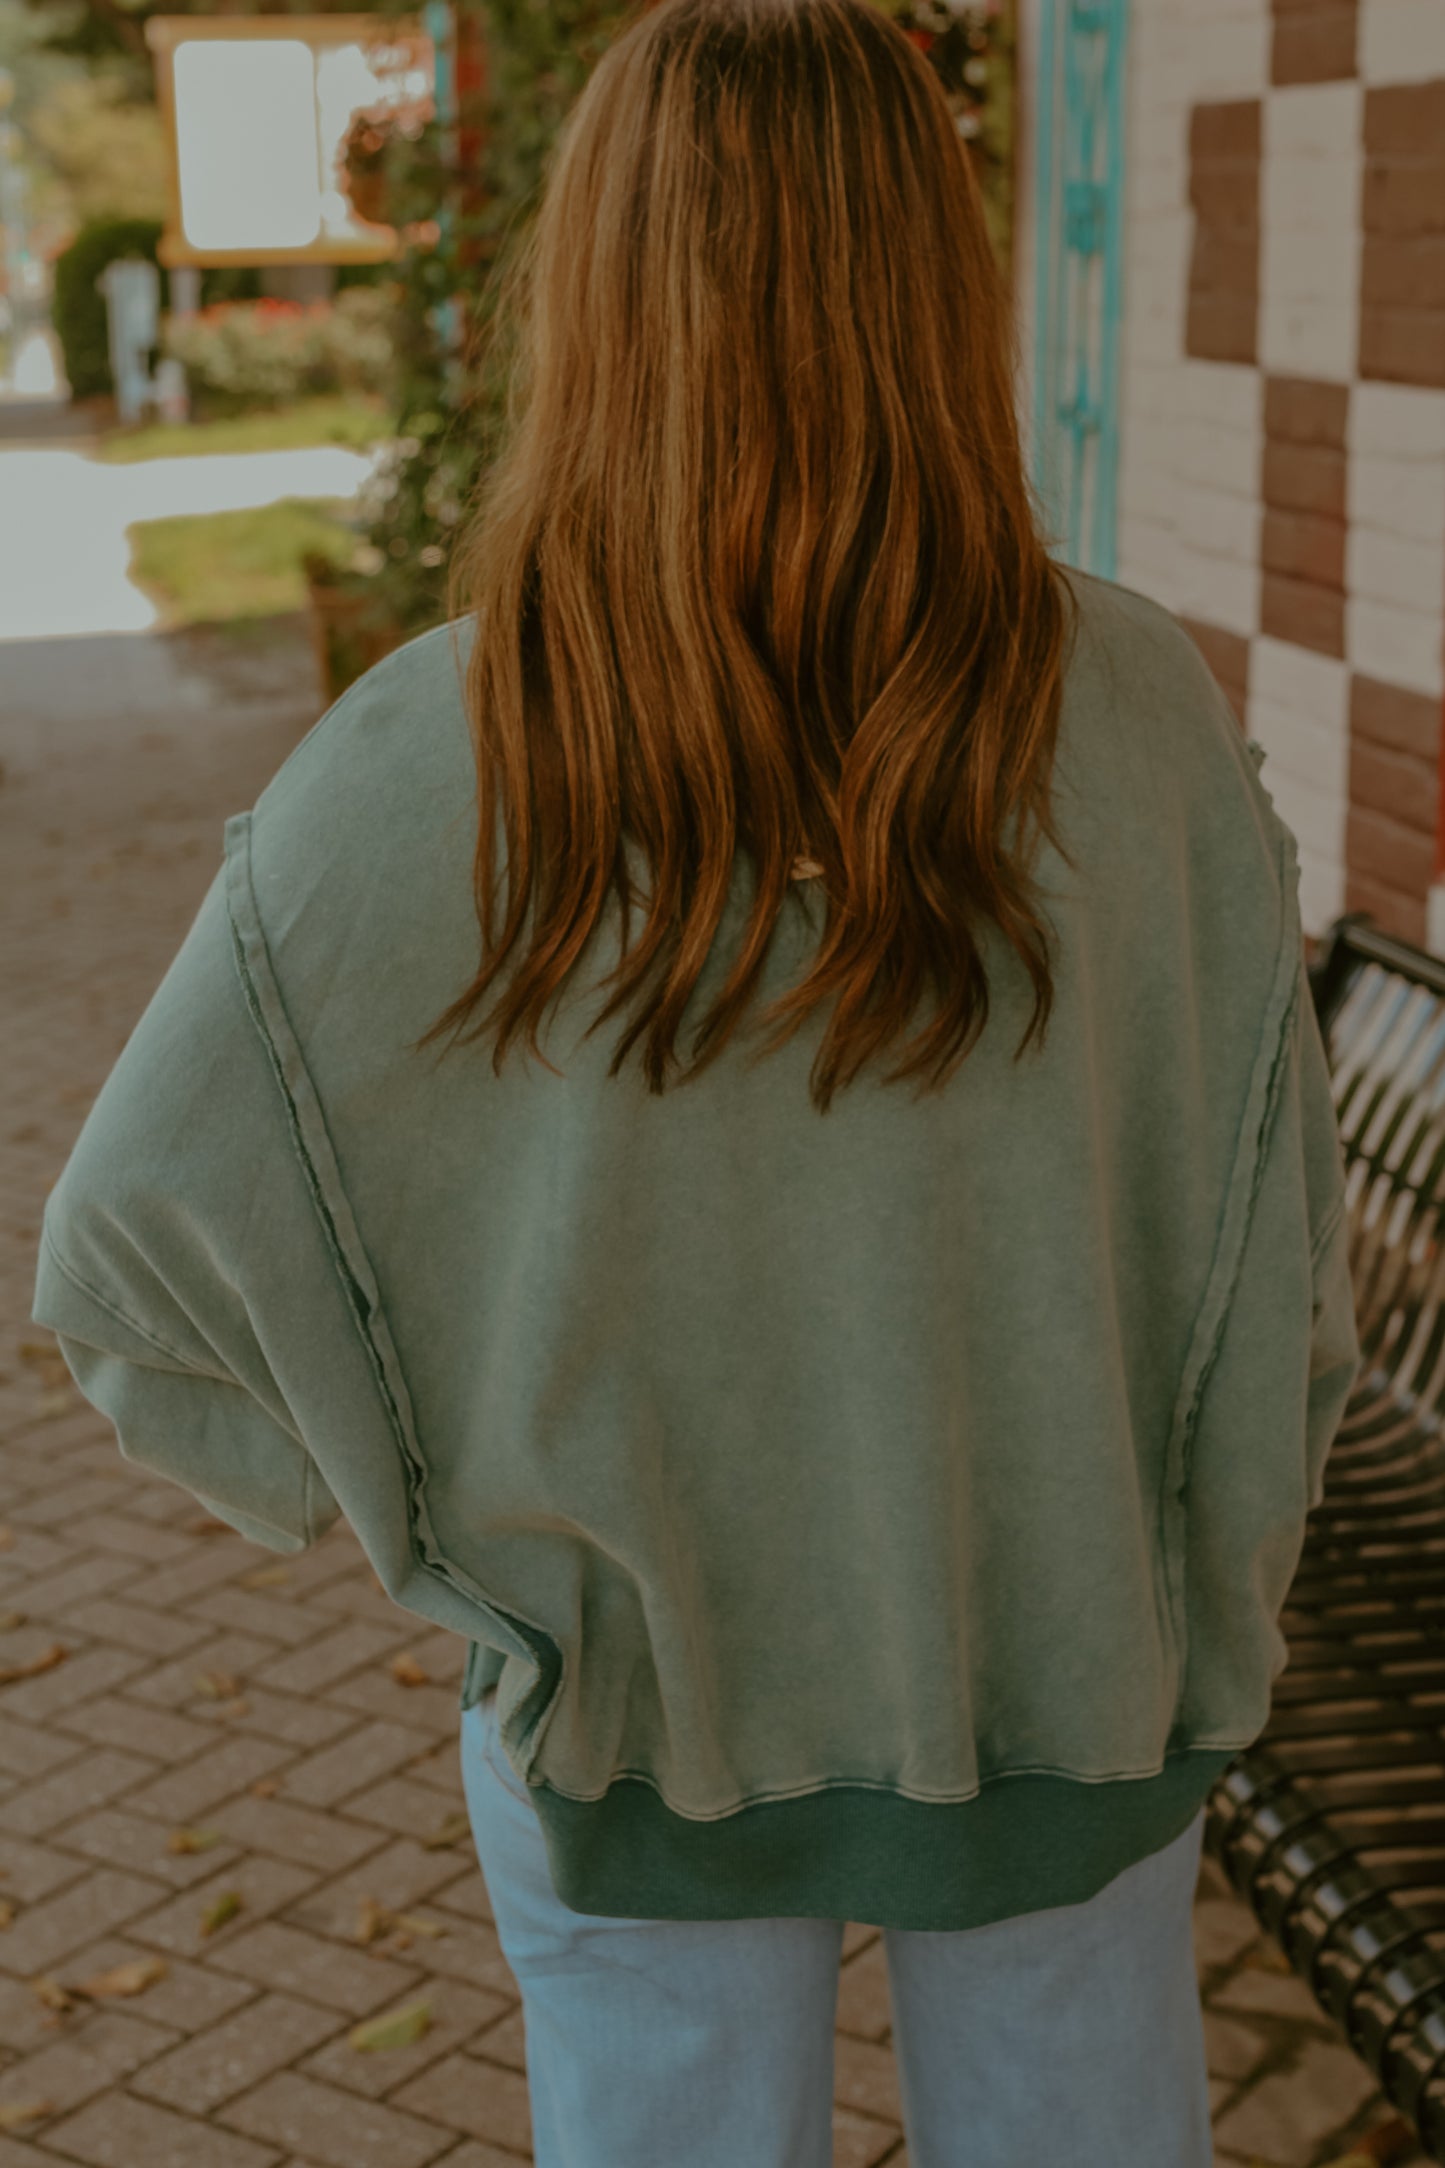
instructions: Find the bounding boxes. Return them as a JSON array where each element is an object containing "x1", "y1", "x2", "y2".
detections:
[
  {"x1": 1171, "y1": 920, "x2": 1361, "y2": 1743},
  {"x1": 30, "y1": 861, "x2": 343, "y2": 1553}
]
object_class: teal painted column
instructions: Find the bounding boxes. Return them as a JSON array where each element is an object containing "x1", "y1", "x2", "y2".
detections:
[{"x1": 1031, "y1": 0, "x2": 1129, "y2": 579}]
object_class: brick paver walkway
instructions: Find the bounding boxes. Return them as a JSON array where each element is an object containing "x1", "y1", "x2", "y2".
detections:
[{"x1": 0, "y1": 612, "x2": 1429, "y2": 2167}]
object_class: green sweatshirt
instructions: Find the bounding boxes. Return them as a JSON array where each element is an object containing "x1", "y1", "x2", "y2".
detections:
[{"x1": 31, "y1": 568, "x2": 1360, "y2": 1931}]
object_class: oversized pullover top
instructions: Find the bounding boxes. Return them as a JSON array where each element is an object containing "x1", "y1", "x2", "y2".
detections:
[{"x1": 31, "y1": 567, "x2": 1361, "y2": 1932}]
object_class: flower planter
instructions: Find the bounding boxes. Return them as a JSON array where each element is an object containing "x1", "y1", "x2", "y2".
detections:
[{"x1": 304, "y1": 560, "x2": 409, "y2": 702}]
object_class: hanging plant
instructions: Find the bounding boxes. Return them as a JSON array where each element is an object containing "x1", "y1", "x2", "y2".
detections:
[
  {"x1": 337, "y1": 87, "x2": 436, "y2": 235},
  {"x1": 339, "y1": 107, "x2": 398, "y2": 228}
]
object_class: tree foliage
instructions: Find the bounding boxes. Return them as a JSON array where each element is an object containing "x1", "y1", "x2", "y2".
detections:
[{"x1": 26, "y1": 72, "x2": 168, "y2": 221}]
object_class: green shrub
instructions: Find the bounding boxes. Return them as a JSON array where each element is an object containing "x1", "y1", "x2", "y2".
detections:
[
  {"x1": 326, "y1": 287, "x2": 397, "y2": 400},
  {"x1": 52, "y1": 217, "x2": 167, "y2": 400},
  {"x1": 160, "y1": 288, "x2": 396, "y2": 415}
]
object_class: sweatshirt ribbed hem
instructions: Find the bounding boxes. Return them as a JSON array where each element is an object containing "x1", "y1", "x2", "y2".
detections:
[{"x1": 517, "y1": 1747, "x2": 1239, "y2": 1930}]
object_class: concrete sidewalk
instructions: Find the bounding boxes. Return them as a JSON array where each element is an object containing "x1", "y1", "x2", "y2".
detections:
[
  {"x1": 0, "y1": 441, "x2": 377, "y2": 643},
  {"x1": 0, "y1": 616, "x2": 1427, "y2": 2167}
]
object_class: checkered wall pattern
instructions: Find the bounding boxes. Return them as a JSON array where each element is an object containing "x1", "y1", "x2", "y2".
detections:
[{"x1": 1114, "y1": 0, "x2": 1445, "y2": 948}]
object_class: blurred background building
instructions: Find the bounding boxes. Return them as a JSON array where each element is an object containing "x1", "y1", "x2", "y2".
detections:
[{"x1": 1, "y1": 0, "x2": 1442, "y2": 951}]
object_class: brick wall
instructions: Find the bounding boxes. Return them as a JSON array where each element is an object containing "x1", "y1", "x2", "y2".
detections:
[
  {"x1": 1360, "y1": 79, "x2": 1445, "y2": 389},
  {"x1": 1185, "y1": 101, "x2": 1261, "y2": 366},
  {"x1": 1111, "y1": 0, "x2": 1445, "y2": 950},
  {"x1": 1261, "y1": 379, "x2": 1348, "y2": 658}
]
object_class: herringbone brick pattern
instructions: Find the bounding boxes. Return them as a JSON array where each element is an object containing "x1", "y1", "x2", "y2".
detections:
[{"x1": 0, "y1": 615, "x2": 1427, "y2": 2167}]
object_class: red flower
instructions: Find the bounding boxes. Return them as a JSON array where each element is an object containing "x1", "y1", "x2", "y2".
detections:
[{"x1": 904, "y1": 26, "x2": 936, "y2": 51}]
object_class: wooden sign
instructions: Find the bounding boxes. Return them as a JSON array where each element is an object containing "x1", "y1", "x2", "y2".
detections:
[{"x1": 146, "y1": 13, "x2": 433, "y2": 266}]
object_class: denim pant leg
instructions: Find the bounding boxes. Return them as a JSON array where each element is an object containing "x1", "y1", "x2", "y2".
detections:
[
  {"x1": 884, "y1": 1806, "x2": 1214, "y2": 2168},
  {"x1": 460, "y1": 1692, "x2": 844, "y2": 2168}
]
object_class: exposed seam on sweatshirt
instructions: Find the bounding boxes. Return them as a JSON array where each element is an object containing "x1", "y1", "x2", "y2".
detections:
[
  {"x1": 42, "y1": 1222, "x2": 315, "y2": 1538},
  {"x1": 1156, "y1": 810, "x2": 1304, "y2": 1703},
  {"x1": 39, "y1": 1222, "x2": 239, "y2": 1386},
  {"x1": 1309, "y1": 1190, "x2": 1348, "y2": 1278},
  {"x1": 221, "y1": 811, "x2": 565, "y2": 1756}
]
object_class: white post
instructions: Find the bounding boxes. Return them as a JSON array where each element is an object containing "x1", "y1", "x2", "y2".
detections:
[
  {"x1": 98, "y1": 257, "x2": 160, "y2": 424},
  {"x1": 168, "y1": 264, "x2": 201, "y2": 318}
]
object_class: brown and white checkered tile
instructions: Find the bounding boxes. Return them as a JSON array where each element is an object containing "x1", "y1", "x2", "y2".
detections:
[{"x1": 1108, "y1": 0, "x2": 1445, "y2": 951}]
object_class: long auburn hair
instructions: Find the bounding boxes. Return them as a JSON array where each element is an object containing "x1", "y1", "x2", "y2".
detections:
[{"x1": 421, "y1": 0, "x2": 1076, "y2": 1115}]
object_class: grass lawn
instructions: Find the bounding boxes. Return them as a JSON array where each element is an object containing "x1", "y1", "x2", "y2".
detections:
[
  {"x1": 96, "y1": 395, "x2": 392, "y2": 463},
  {"x1": 126, "y1": 497, "x2": 359, "y2": 626}
]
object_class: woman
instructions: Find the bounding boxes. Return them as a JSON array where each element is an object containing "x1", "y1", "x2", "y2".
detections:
[{"x1": 32, "y1": 0, "x2": 1360, "y2": 2159}]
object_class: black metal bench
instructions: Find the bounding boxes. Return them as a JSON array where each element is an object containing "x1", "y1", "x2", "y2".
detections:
[{"x1": 1205, "y1": 910, "x2": 1445, "y2": 2161}]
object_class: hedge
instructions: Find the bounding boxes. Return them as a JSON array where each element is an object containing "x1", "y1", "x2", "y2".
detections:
[
  {"x1": 51, "y1": 220, "x2": 266, "y2": 400},
  {"x1": 52, "y1": 218, "x2": 167, "y2": 401}
]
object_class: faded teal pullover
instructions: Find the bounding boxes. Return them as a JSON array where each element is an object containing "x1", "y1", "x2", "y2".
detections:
[{"x1": 31, "y1": 569, "x2": 1360, "y2": 1930}]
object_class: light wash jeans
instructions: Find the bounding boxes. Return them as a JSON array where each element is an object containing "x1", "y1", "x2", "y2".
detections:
[{"x1": 460, "y1": 1689, "x2": 1214, "y2": 2168}]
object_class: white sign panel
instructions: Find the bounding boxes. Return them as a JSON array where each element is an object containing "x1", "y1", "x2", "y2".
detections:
[
  {"x1": 174, "y1": 40, "x2": 325, "y2": 252},
  {"x1": 149, "y1": 15, "x2": 434, "y2": 265}
]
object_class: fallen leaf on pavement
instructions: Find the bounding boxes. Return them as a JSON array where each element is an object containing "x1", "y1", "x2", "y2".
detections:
[
  {"x1": 167, "y1": 1827, "x2": 223, "y2": 1855},
  {"x1": 199, "y1": 1891, "x2": 243, "y2": 1937},
  {"x1": 389, "y1": 1653, "x2": 430, "y2": 1688},
  {"x1": 354, "y1": 1897, "x2": 446, "y2": 1949},
  {"x1": 239, "y1": 1565, "x2": 289, "y2": 1588},
  {"x1": 250, "y1": 1777, "x2": 279, "y2": 1798},
  {"x1": 355, "y1": 1896, "x2": 389, "y2": 1945},
  {"x1": 421, "y1": 1811, "x2": 471, "y2": 1851},
  {"x1": 1317, "y1": 2120, "x2": 1421, "y2": 2168},
  {"x1": 380, "y1": 1913, "x2": 447, "y2": 1955},
  {"x1": 0, "y1": 2100, "x2": 52, "y2": 2132},
  {"x1": 30, "y1": 1977, "x2": 74, "y2": 2014},
  {"x1": 186, "y1": 1517, "x2": 230, "y2": 1538},
  {"x1": 75, "y1": 1956, "x2": 167, "y2": 1999},
  {"x1": 194, "y1": 1672, "x2": 242, "y2": 1700},
  {"x1": 349, "y1": 2000, "x2": 432, "y2": 2052},
  {"x1": 0, "y1": 1645, "x2": 67, "y2": 1687},
  {"x1": 1242, "y1": 1940, "x2": 1293, "y2": 1976}
]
